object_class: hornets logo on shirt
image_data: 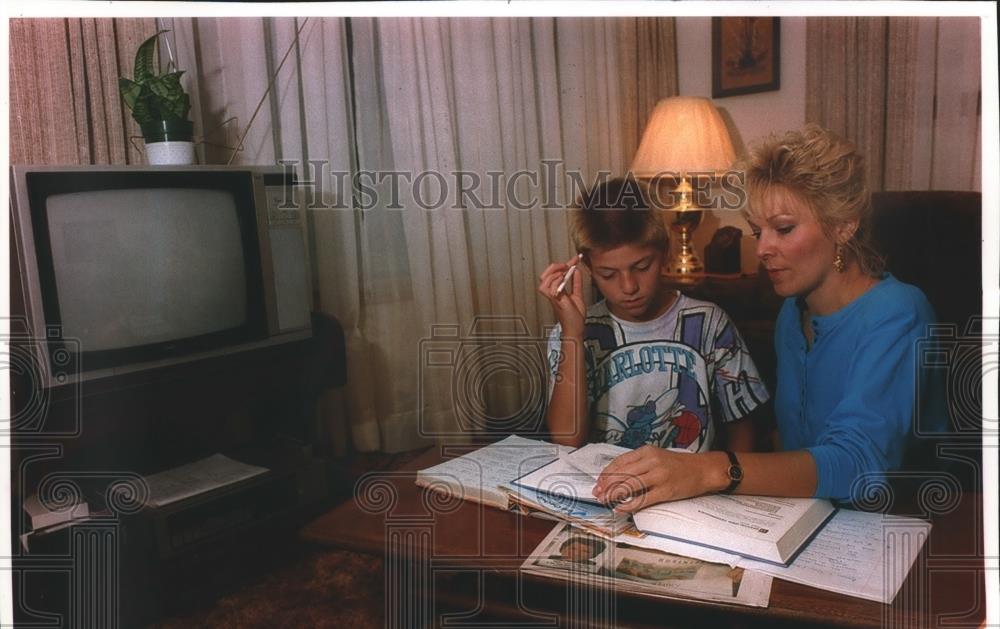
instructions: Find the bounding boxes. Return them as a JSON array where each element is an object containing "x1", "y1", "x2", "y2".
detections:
[{"x1": 547, "y1": 293, "x2": 770, "y2": 453}]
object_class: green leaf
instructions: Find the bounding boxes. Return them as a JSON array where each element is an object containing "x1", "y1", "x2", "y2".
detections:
[
  {"x1": 118, "y1": 78, "x2": 141, "y2": 111},
  {"x1": 120, "y1": 29, "x2": 190, "y2": 128},
  {"x1": 171, "y1": 93, "x2": 191, "y2": 121},
  {"x1": 133, "y1": 29, "x2": 169, "y2": 82},
  {"x1": 130, "y1": 90, "x2": 155, "y2": 128},
  {"x1": 148, "y1": 72, "x2": 184, "y2": 98},
  {"x1": 147, "y1": 77, "x2": 176, "y2": 100}
]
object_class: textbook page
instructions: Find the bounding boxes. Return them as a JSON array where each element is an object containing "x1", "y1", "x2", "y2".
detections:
[
  {"x1": 517, "y1": 442, "x2": 692, "y2": 502},
  {"x1": 513, "y1": 454, "x2": 604, "y2": 503},
  {"x1": 614, "y1": 526, "x2": 742, "y2": 567},
  {"x1": 562, "y1": 442, "x2": 691, "y2": 480},
  {"x1": 502, "y1": 483, "x2": 632, "y2": 537},
  {"x1": 561, "y1": 442, "x2": 631, "y2": 478},
  {"x1": 643, "y1": 494, "x2": 824, "y2": 542},
  {"x1": 416, "y1": 436, "x2": 572, "y2": 509},
  {"x1": 634, "y1": 493, "x2": 834, "y2": 565},
  {"x1": 737, "y1": 509, "x2": 931, "y2": 603}
]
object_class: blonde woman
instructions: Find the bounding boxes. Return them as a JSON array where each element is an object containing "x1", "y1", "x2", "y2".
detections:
[{"x1": 594, "y1": 125, "x2": 947, "y2": 507}]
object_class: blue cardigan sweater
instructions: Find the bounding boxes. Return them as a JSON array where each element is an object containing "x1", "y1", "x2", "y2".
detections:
[{"x1": 773, "y1": 274, "x2": 948, "y2": 501}]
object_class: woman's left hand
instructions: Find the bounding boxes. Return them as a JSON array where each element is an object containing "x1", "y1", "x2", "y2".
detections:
[{"x1": 591, "y1": 446, "x2": 726, "y2": 513}]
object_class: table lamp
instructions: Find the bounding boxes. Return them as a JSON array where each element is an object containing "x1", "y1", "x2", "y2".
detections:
[{"x1": 630, "y1": 97, "x2": 736, "y2": 274}]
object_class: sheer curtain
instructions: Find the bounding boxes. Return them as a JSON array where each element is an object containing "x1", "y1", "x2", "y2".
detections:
[
  {"x1": 165, "y1": 16, "x2": 677, "y2": 452},
  {"x1": 806, "y1": 16, "x2": 981, "y2": 191}
]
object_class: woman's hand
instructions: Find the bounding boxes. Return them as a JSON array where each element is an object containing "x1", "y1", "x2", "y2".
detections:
[
  {"x1": 538, "y1": 254, "x2": 586, "y2": 338},
  {"x1": 591, "y1": 446, "x2": 729, "y2": 513}
]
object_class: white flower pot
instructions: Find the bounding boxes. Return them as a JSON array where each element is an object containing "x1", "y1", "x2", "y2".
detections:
[{"x1": 145, "y1": 141, "x2": 196, "y2": 166}]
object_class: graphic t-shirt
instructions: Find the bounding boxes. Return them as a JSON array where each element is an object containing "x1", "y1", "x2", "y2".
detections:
[{"x1": 547, "y1": 292, "x2": 770, "y2": 452}]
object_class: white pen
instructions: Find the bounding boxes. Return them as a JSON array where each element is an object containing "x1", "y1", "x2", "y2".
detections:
[{"x1": 556, "y1": 253, "x2": 584, "y2": 294}]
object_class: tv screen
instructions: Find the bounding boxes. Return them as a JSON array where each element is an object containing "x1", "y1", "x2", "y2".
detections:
[
  {"x1": 47, "y1": 188, "x2": 249, "y2": 351},
  {"x1": 19, "y1": 169, "x2": 273, "y2": 378}
]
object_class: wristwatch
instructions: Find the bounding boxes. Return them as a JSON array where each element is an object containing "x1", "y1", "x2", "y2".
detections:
[{"x1": 721, "y1": 450, "x2": 743, "y2": 494}]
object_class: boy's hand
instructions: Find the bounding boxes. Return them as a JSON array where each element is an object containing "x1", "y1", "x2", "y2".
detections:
[
  {"x1": 538, "y1": 255, "x2": 587, "y2": 337},
  {"x1": 591, "y1": 446, "x2": 728, "y2": 512}
]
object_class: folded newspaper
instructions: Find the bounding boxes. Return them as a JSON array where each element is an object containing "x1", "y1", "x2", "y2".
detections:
[{"x1": 522, "y1": 522, "x2": 773, "y2": 608}]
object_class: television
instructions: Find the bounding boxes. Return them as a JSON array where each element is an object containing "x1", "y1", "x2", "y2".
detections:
[{"x1": 9, "y1": 165, "x2": 312, "y2": 388}]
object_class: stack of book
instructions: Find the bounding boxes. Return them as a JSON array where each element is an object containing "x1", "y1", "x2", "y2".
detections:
[{"x1": 416, "y1": 435, "x2": 932, "y2": 605}]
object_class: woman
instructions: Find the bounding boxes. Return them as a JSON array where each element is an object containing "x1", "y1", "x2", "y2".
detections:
[{"x1": 594, "y1": 125, "x2": 946, "y2": 507}]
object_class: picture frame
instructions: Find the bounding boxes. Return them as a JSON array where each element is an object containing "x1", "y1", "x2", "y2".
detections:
[{"x1": 712, "y1": 17, "x2": 781, "y2": 98}]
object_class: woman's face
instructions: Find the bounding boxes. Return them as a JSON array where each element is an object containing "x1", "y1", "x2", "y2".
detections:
[{"x1": 745, "y1": 186, "x2": 838, "y2": 300}]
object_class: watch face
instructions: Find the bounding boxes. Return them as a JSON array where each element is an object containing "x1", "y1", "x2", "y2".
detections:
[{"x1": 728, "y1": 465, "x2": 744, "y2": 482}]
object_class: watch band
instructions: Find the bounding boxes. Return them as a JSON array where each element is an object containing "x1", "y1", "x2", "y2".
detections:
[{"x1": 721, "y1": 450, "x2": 743, "y2": 494}]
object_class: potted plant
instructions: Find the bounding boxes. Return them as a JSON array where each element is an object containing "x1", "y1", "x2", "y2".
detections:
[{"x1": 119, "y1": 30, "x2": 195, "y2": 165}]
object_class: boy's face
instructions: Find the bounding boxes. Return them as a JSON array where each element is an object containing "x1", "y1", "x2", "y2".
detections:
[{"x1": 587, "y1": 243, "x2": 670, "y2": 322}]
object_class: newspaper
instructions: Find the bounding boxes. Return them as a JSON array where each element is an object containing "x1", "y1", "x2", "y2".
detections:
[{"x1": 522, "y1": 522, "x2": 772, "y2": 608}]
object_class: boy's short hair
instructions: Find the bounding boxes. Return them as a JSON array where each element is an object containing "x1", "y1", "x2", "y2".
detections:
[{"x1": 571, "y1": 177, "x2": 669, "y2": 256}]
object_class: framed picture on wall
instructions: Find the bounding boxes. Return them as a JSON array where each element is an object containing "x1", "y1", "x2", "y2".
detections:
[{"x1": 712, "y1": 17, "x2": 781, "y2": 98}]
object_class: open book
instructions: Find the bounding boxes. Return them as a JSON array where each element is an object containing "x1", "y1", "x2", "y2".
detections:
[
  {"x1": 515, "y1": 442, "x2": 835, "y2": 566},
  {"x1": 502, "y1": 454, "x2": 632, "y2": 536},
  {"x1": 415, "y1": 435, "x2": 573, "y2": 510},
  {"x1": 634, "y1": 494, "x2": 836, "y2": 566}
]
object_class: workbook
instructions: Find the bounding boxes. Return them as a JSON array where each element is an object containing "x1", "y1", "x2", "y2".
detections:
[
  {"x1": 415, "y1": 435, "x2": 573, "y2": 510},
  {"x1": 736, "y1": 509, "x2": 931, "y2": 604},
  {"x1": 514, "y1": 442, "x2": 836, "y2": 566}
]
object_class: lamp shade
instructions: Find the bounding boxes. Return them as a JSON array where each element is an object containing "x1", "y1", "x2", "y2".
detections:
[{"x1": 630, "y1": 97, "x2": 736, "y2": 177}]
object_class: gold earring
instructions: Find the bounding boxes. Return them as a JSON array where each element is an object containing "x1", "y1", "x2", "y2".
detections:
[{"x1": 833, "y1": 246, "x2": 846, "y2": 273}]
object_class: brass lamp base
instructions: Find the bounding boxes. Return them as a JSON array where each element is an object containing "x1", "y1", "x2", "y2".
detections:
[
  {"x1": 665, "y1": 208, "x2": 704, "y2": 275},
  {"x1": 651, "y1": 175, "x2": 704, "y2": 275}
]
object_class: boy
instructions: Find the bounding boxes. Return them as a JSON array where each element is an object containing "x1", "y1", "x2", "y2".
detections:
[{"x1": 538, "y1": 177, "x2": 768, "y2": 458}]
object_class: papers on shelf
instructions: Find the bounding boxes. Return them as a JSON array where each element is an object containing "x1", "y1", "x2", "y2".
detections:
[
  {"x1": 23, "y1": 493, "x2": 90, "y2": 531},
  {"x1": 141, "y1": 453, "x2": 269, "y2": 508}
]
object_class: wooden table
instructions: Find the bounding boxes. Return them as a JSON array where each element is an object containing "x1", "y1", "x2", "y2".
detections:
[{"x1": 301, "y1": 447, "x2": 986, "y2": 628}]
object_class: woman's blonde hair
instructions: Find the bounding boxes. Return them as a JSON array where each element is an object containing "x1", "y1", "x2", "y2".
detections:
[{"x1": 741, "y1": 124, "x2": 884, "y2": 276}]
